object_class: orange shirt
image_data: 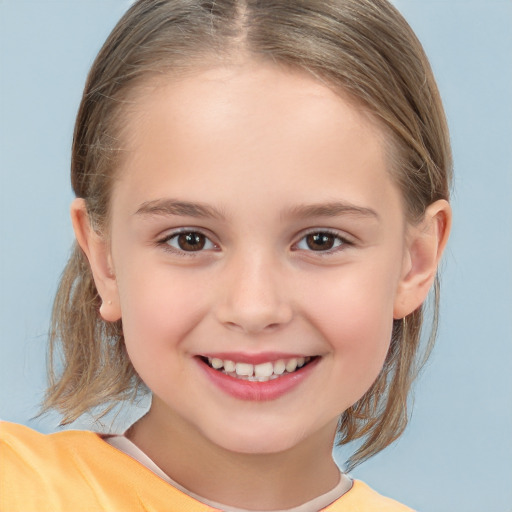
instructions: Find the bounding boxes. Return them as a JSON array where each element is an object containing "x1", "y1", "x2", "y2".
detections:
[{"x1": 0, "y1": 422, "x2": 414, "y2": 511}]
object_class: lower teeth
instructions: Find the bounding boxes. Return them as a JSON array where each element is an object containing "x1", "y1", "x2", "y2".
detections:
[{"x1": 221, "y1": 371, "x2": 282, "y2": 382}]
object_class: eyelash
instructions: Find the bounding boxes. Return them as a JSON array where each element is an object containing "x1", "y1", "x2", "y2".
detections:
[
  {"x1": 293, "y1": 230, "x2": 353, "y2": 255},
  {"x1": 157, "y1": 229, "x2": 218, "y2": 257},
  {"x1": 156, "y1": 229, "x2": 353, "y2": 256}
]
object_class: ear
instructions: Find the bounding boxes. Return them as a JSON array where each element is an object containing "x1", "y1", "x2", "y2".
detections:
[
  {"x1": 393, "y1": 199, "x2": 452, "y2": 319},
  {"x1": 71, "y1": 198, "x2": 122, "y2": 322}
]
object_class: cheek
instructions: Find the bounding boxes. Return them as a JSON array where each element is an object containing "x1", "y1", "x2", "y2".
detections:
[
  {"x1": 329, "y1": 301, "x2": 392, "y2": 384},
  {"x1": 327, "y1": 306, "x2": 393, "y2": 408},
  {"x1": 115, "y1": 265, "x2": 210, "y2": 363},
  {"x1": 302, "y1": 267, "x2": 397, "y2": 397},
  {"x1": 304, "y1": 264, "x2": 397, "y2": 338}
]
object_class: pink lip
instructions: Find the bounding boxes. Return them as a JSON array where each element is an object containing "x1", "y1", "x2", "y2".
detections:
[
  {"x1": 200, "y1": 352, "x2": 311, "y2": 365},
  {"x1": 196, "y1": 356, "x2": 320, "y2": 402}
]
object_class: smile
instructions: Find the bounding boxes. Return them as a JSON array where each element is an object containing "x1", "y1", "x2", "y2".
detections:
[
  {"x1": 197, "y1": 354, "x2": 320, "y2": 401},
  {"x1": 203, "y1": 356, "x2": 314, "y2": 382}
]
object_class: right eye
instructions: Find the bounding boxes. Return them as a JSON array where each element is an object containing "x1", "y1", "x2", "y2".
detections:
[
  {"x1": 294, "y1": 230, "x2": 351, "y2": 254},
  {"x1": 161, "y1": 231, "x2": 216, "y2": 253}
]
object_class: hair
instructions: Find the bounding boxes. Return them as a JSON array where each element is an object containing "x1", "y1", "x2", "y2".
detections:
[{"x1": 44, "y1": 0, "x2": 452, "y2": 470}]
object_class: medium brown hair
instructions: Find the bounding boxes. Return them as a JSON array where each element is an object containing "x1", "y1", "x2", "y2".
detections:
[{"x1": 44, "y1": 0, "x2": 452, "y2": 469}]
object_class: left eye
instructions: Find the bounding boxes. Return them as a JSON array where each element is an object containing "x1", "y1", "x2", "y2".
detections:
[
  {"x1": 296, "y1": 232, "x2": 345, "y2": 252},
  {"x1": 164, "y1": 231, "x2": 215, "y2": 252}
]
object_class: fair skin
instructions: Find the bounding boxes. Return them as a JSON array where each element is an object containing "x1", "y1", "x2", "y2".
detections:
[{"x1": 72, "y1": 61, "x2": 450, "y2": 510}]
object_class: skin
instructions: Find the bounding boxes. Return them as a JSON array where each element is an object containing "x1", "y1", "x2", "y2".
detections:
[{"x1": 73, "y1": 61, "x2": 451, "y2": 510}]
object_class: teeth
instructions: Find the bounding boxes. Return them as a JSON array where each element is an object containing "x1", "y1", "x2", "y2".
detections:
[
  {"x1": 224, "y1": 360, "x2": 236, "y2": 372},
  {"x1": 211, "y1": 358, "x2": 223, "y2": 369},
  {"x1": 206, "y1": 356, "x2": 312, "y2": 379},
  {"x1": 235, "y1": 362, "x2": 254, "y2": 376},
  {"x1": 273, "y1": 360, "x2": 286, "y2": 375},
  {"x1": 285, "y1": 358, "x2": 298, "y2": 373},
  {"x1": 254, "y1": 362, "x2": 273, "y2": 378}
]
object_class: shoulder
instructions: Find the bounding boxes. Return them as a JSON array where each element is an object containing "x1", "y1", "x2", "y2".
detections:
[
  {"x1": 0, "y1": 421, "x2": 218, "y2": 512},
  {"x1": 0, "y1": 421, "x2": 111, "y2": 511},
  {"x1": 0, "y1": 420, "x2": 102, "y2": 477},
  {"x1": 1, "y1": 419, "x2": 97, "y2": 455},
  {"x1": 0, "y1": 420, "x2": 107, "y2": 478},
  {"x1": 323, "y1": 479, "x2": 416, "y2": 512}
]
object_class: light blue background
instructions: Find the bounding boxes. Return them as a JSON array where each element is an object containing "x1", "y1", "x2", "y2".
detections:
[{"x1": 1, "y1": 1, "x2": 511, "y2": 511}]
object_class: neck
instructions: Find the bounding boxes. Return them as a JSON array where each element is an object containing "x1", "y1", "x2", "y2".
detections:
[{"x1": 126, "y1": 400, "x2": 340, "y2": 510}]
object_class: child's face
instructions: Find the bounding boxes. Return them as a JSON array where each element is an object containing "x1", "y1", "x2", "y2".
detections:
[{"x1": 85, "y1": 62, "x2": 423, "y2": 454}]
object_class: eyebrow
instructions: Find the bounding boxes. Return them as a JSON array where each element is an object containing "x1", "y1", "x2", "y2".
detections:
[
  {"x1": 134, "y1": 198, "x2": 379, "y2": 222},
  {"x1": 134, "y1": 199, "x2": 226, "y2": 220},
  {"x1": 283, "y1": 202, "x2": 380, "y2": 221}
]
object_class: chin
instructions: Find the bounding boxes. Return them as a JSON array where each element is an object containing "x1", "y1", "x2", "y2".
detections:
[
  {"x1": 202, "y1": 420, "x2": 317, "y2": 455},
  {"x1": 222, "y1": 437, "x2": 299, "y2": 455}
]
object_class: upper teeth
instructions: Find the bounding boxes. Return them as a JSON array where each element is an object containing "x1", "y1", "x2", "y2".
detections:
[{"x1": 207, "y1": 357, "x2": 310, "y2": 381}]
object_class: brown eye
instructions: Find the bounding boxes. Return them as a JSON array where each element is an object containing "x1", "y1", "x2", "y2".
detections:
[
  {"x1": 296, "y1": 231, "x2": 346, "y2": 252},
  {"x1": 306, "y1": 233, "x2": 335, "y2": 251},
  {"x1": 177, "y1": 232, "x2": 206, "y2": 251},
  {"x1": 164, "y1": 231, "x2": 215, "y2": 252}
]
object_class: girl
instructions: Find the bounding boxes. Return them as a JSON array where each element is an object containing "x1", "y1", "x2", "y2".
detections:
[{"x1": 1, "y1": 0, "x2": 452, "y2": 510}]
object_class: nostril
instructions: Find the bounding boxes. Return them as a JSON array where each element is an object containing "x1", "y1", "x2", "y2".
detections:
[
  {"x1": 215, "y1": 298, "x2": 293, "y2": 334},
  {"x1": 222, "y1": 320, "x2": 285, "y2": 334},
  {"x1": 223, "y1": 321, "x2": 245, "y2": 333}
]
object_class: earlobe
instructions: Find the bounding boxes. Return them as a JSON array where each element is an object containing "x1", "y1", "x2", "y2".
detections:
[
  {"x1": 393, "y1": 199, "x2": 452, "y2": 319},
  {"x1": 71, "y1": 198, "x2": 122, "y2": 322}
]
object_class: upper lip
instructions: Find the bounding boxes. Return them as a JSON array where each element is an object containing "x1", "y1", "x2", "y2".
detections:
[{"x1": 198, "y1": 352, "x2": 316, "y2": 365}]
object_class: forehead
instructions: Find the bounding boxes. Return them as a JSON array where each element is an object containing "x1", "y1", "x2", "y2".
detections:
[{"x1": 112, "y1": 61, "x2": 401, "y2": 220}]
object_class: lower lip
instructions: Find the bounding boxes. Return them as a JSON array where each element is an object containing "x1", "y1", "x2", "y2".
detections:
[{"x1": 196, "y1": 357, "x2": 319, "y2": 401}]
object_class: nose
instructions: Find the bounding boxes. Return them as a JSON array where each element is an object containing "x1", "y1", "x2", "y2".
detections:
[{"x1": 214, "y1": 252, "x2": 293, "y2": 334}]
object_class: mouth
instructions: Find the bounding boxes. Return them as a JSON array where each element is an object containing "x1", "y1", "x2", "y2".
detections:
[
  {"x1": 196, "y1": 353, "x2": 320, "y2": 401},
  {"x1": 198, "y1": 355, "x2": 317, "y2": 382}
]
